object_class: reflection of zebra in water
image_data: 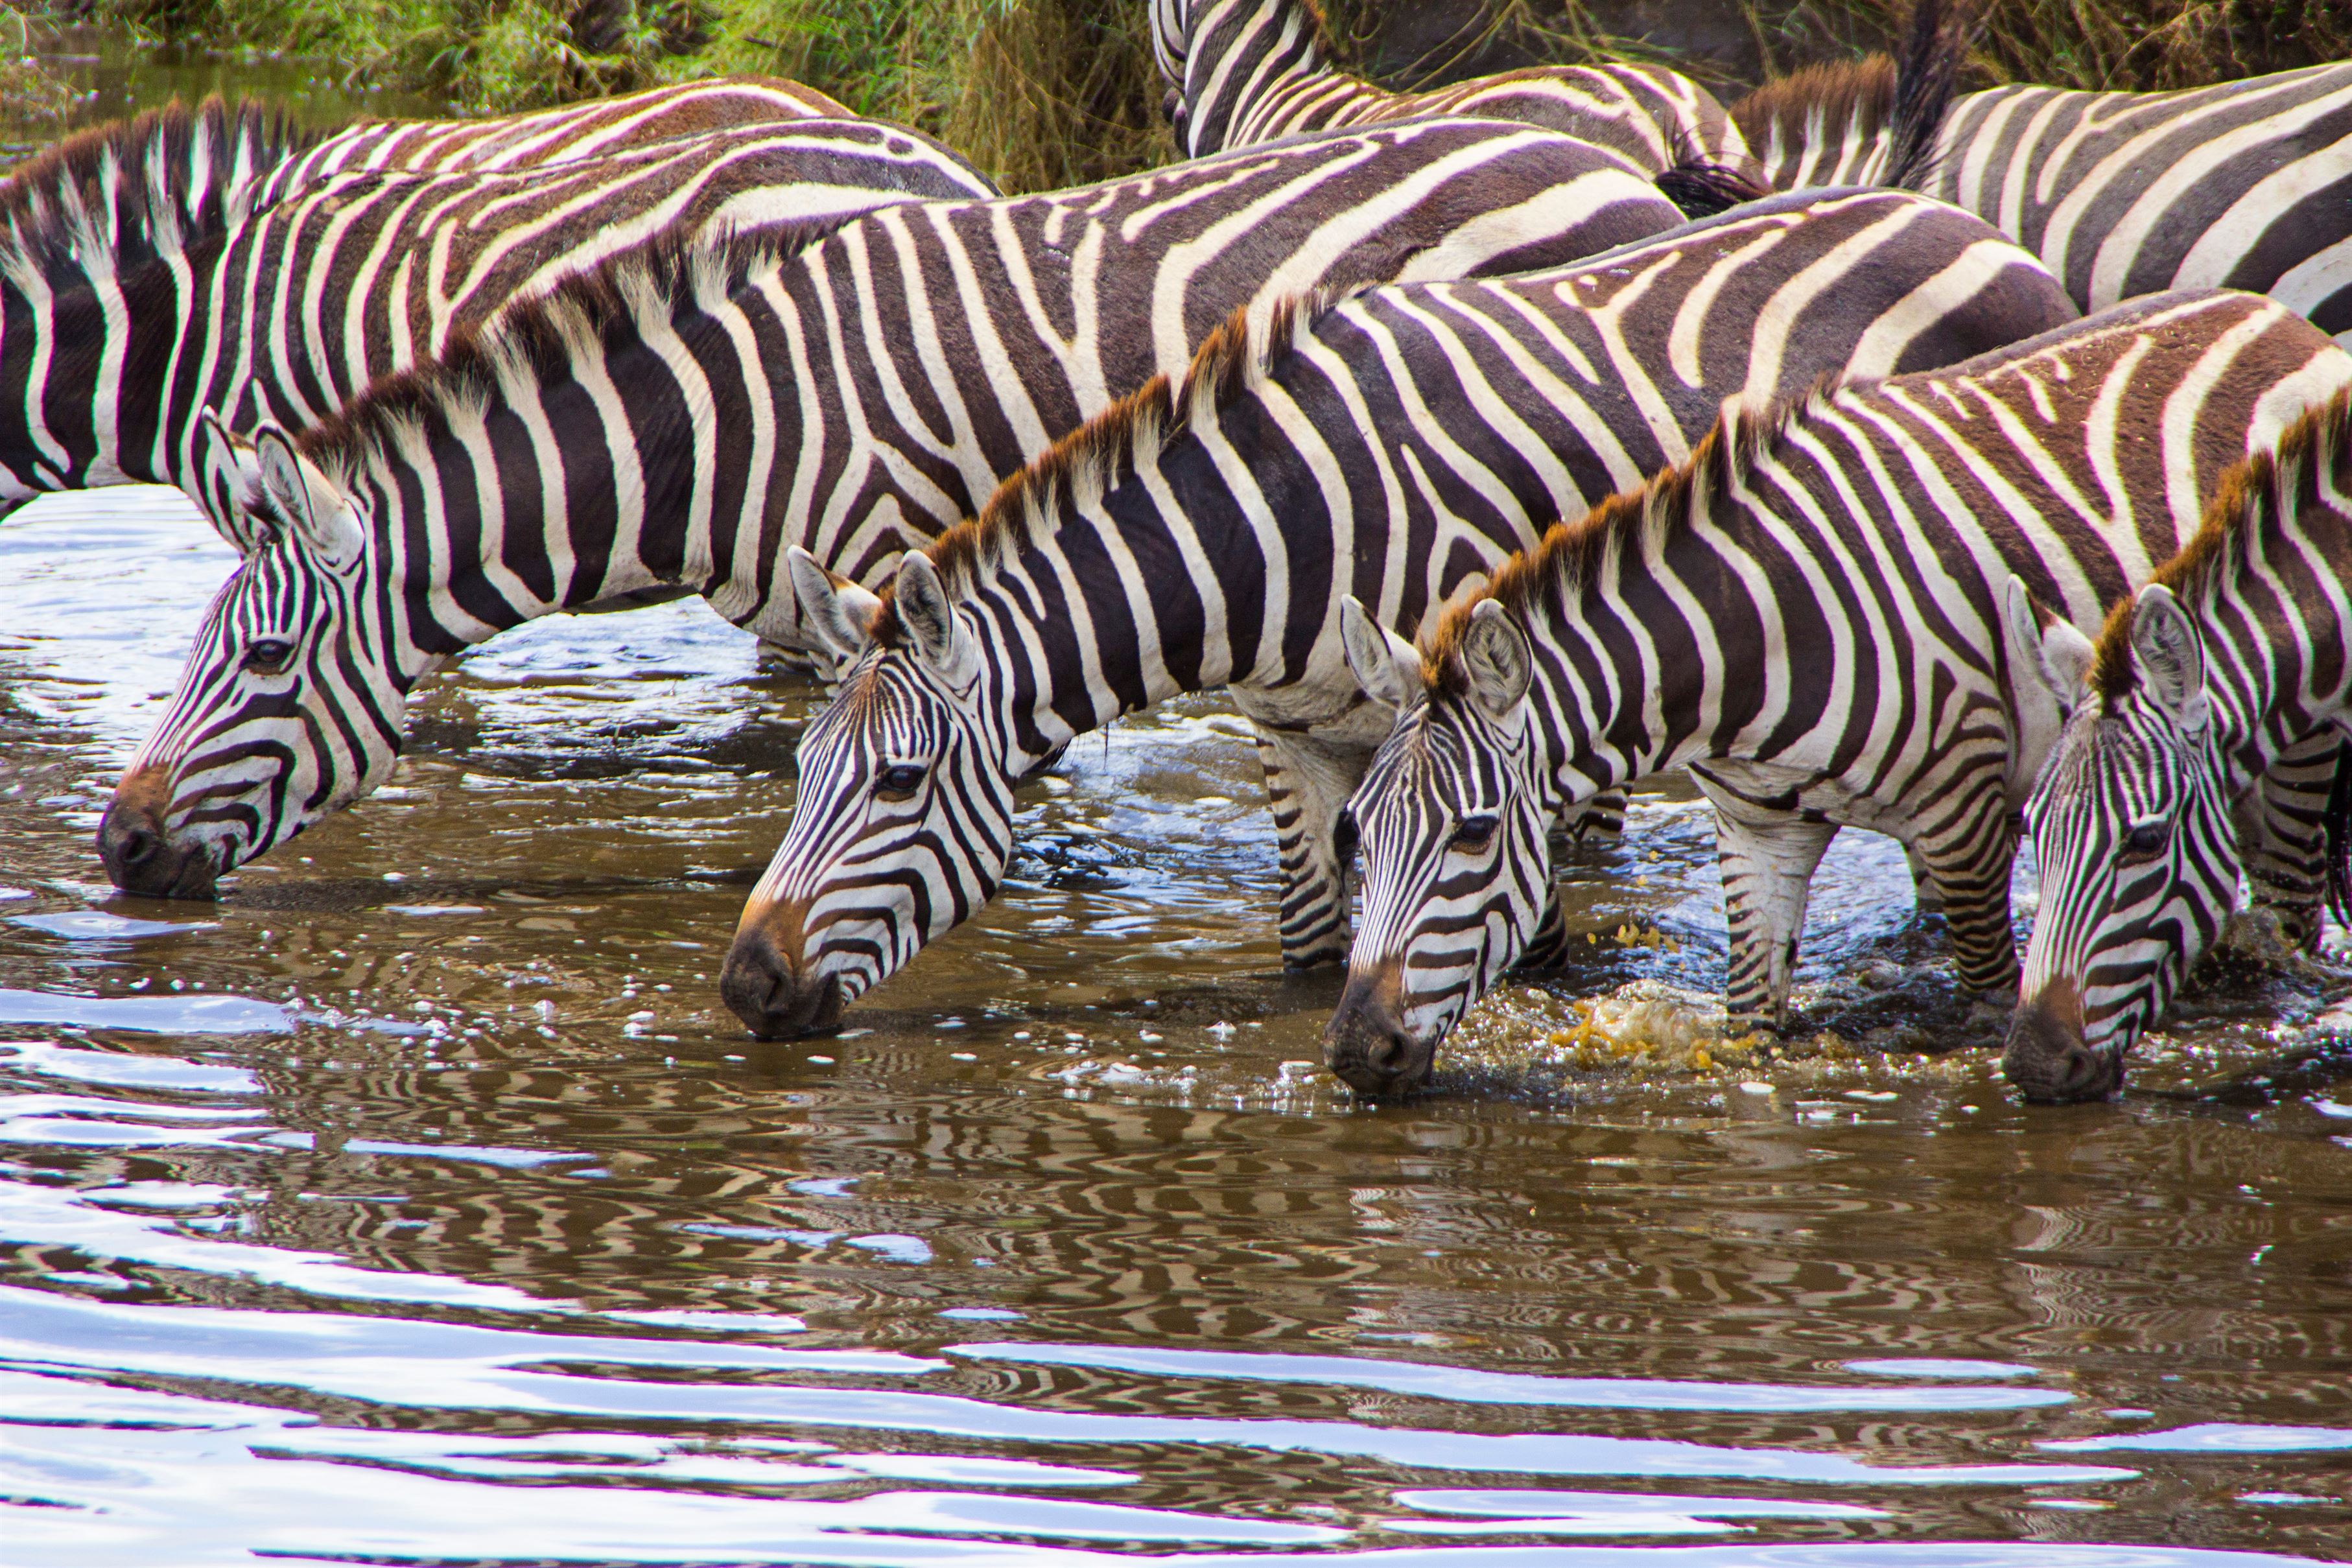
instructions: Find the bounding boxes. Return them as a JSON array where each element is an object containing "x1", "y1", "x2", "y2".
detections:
[
  {"x1": 97, "y1": 117, "x2": 1700, "y2": 900},
  {"x1": 715, "y1": 189, "x2": 2075, "y2": 1038},
  {"x1": 2009, "y1": 386, "x2": 2352, "y2": 1103},
  {"x1": 1321, "y1": 290, "x2": 2352, "y2": 1097},
  {"x1": 0, "y1": 100, "x2": 993, "y2": 524},
  {"x1": 1147, "y1": 0, "x2": 1761, "y2": 195},
  {"x1": 1734, "y1": 27, "x2": 2352, "y2": 331}
]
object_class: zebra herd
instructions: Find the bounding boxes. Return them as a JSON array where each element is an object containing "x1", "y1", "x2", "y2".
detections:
[{"x1": 16, "y1": 0, "x2": 2352, "y2": 1105}]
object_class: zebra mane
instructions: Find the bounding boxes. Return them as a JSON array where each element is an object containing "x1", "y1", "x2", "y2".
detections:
[
  {"x1": 1419, "y1": 380, "x2": 1832, "y2": 695},
  {"x1": 288, "y1": 214, "x2": 862, "y2": 487},
  {"x1": 2089, "y1": 384, "x2": 2352, "y2": 700},
  {"x1": 0, "y1": 97, "x2": 320, "y2": 290},
  {"x1": 1728, "y1": 54, "x2": 1896, "y2": 159},
  {"x1": 874, "y1": 286, "x2": 1346, "y2": 640}
]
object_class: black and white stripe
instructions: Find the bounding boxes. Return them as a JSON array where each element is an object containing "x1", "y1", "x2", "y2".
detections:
[
  {"x1": 0, "y1": 100, "x2": 994, "y2": 525},
  {"x1": 1736, "y1": 41, "x2": 2352, "y2": 333},
  {"x1": 716, "y1": 187, "x2": 2077, "y2": 1038},
  {"x1": 2010, "y1": 386, "x2": 2352, "y2": 1102},
  {"x1": 1322, "y1": 289, "x2": 2351, "y2": 1095},
  {"x1": 95, "y1": 117, "x2": 1697, "y2": 899},
  {"x1": 1149, "y1": 0, "x2": 1761, "y2": 191}
]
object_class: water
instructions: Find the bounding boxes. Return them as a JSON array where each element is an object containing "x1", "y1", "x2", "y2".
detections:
[{"x1": 10, "y1": 487, "x2": 2352, "y2": 1564}]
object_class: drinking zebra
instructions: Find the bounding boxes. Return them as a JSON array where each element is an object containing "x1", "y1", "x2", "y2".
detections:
[
  {"x1": 1734, "y1": 19, "x2": 2352, "y2": 331},
  {"x1": 96, "y1": 116, "x2": 1703, "y2": 899},
  {"x1": 1148, "y1": 0, "x2": 1763, "y2": 195},
  {"x1": 714, "y1": 188, "x2": 2076, "y2": 1038},
  {"x1": 2008, "y1": 389, "x2": 2352, "y2": 1102},
  {"x1": 0, "y1": 101, "x2": 994, "y2": 523},
  {"x1": 1321, "y1": 290, "x2": 2352, "y2": 1096}
]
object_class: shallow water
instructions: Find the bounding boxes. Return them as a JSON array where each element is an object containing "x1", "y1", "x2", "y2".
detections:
[{"x1": 6, "y1": 487, "x2": 2352, "y2": 1565}]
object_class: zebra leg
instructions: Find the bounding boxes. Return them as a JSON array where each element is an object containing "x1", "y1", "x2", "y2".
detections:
[
  {"x1": 1905, "y1": 842, "x2": 1946, "y2": 913},
  {"x1": 1705, "y1": 801, "x2": 1839, "y2": 1030},
  {"x1": 2231, "y1": 734, "x2": 2343, "y2": 952},
  {"x1": 1908, "y1": 821, "x2": 2023, "y2": 1000},
  {"x1": 1243, "y1": 718, "x2": 1378, "y2": 969}
]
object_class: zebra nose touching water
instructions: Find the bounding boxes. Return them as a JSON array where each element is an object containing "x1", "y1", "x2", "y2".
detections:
[
  {"x1": 1324, "y1": 290, "x2": 2352, "y2": 1098},
  {"x1": 93, "y1": 115, "x2": 1711, "y2": 900},
  {"x1": 717, "y1": 187, "x2": 2077, "y2": 1040}
]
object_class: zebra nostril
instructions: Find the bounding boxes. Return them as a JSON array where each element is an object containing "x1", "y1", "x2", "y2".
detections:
[{"x1": 115, "y1": 827, "x2": 159, "y2": 867}]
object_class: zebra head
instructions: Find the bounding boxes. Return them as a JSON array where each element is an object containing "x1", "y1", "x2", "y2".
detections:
[
  {"x1": 1324, "y1": 596, "x2": 1553, "y2": 1096},
  {"x1": 2008, "y1": 584, "x2": 2237, "y2": 1103},
  {"x1": 721, "y1": 547, "x2": 1013, "y2": 1039},
  {"x1": 97, "y1": 421, "x2": 399, "y2": 898}
]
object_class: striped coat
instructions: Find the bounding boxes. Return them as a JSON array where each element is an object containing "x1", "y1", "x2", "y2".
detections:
[
  {"x1": 1149, "y1": 0, "x2": 1761, "y2": 189},
  {"x1": 95, "y1": 117, "x2": 1705, "y2": 900},
  {"x1": 0, "y1": 102, "x2": 993, "y2": 523},
  {"x1": 709, "y1": 187, "x2": 2078, "y2": 1038},
  {"x1": 1324, "y1": 289, "x2": 2352, "y2": 1095},
  {"x1": 1735, "y1": 53, "x2": 2352, "y2": 334}
]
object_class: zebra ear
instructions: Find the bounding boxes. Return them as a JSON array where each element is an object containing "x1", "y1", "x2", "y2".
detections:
[
  {"x1": 893, "y1": 552, "x2": 978, "y2": 686},
  {"x1": 2130, "y1": 584, "x2": 2211, "y2": 734},
  {"x1": 2001, "y1": 576, "x2": 2093, "y2": 713},
  {"x1": 194, "y1": 408, "x2": 268, "y2": 558},
  {"x1": 1338, "y1": 596, "x2": 1425, "y2": 708},
  {"x1": 785, "y1": 546, "x2": 880, "y2": 661},
  {"x1": 252, "y1": 423, "x2": 363, "y2": 570},
  {"x1": 1460, "y1": 599, "x2": 1533, "y2": 721}
]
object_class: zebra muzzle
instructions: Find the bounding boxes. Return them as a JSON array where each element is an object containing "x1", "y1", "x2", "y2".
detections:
[
  {"x1": 96, "y1": 774, "x2": 220, "y2": 900},
  {"x1": 2001, "y1": 977, "x2": 2122, "y2": 1104},
  {"x1": 1323, "y1": 962, "x2": 1437, "y2": 1097},
  {"x1": 720, "y1": 920, "x2": 845, "y2": 1040}
]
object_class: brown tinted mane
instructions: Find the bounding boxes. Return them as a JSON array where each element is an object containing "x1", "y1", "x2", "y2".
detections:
[
  {"x1": 1419, "y1": 381, "x2": 1828, "y2": 696},
  {"x1": 1729, "y1": 54, "x2": 1896, "y2": 152},
  {"x1": 2089, "y1": 386, "x2": 2352, "y2": 698},
  {"x1": 871, "y1": 288, "x2": 1336, "y2": 644},
  {"x1": 0, "y1": 98, "x2": 318, "y2": 281},
  {"x1": 290, "y1": 216, "x2": 856, "y2": 481}
]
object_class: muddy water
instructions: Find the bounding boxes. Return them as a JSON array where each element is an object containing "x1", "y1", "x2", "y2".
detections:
[{"x1": 9, "y1": 487, "x2": 2352, "y2": 1565}]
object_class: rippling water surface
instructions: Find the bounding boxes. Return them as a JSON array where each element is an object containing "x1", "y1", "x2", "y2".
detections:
[{"x1": 6, "y1": 487, "x2": 2352, "y2": 1565}]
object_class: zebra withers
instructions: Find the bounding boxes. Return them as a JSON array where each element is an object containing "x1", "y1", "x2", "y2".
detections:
[
  {"x1": 1734, "y1": 32, "x2": 2352, "y2": 332},
  {"x1": 1325, "y1": 290, "x2": 2352, "y2": 1097},
  {"x1": 0, "y1": 105, "x2": 994, "y2": 520},
  {"x1": 718, "y1": 188, "x2": 2076, "y2": 1040},
  {"x1": 96, "y1": 118, "x2": 1704, "y2": 899},
  {"x1": 1149, "y1": 0, "x2": 1761, "y2": 193},
  {"x1": 2009, "y1": 390, "x2": 2352, "y2": 1103}
]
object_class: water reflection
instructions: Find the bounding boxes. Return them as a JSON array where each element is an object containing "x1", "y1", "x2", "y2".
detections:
[{"x1": 6, "y1": 486, "x2": 2352, "y2": 1562}]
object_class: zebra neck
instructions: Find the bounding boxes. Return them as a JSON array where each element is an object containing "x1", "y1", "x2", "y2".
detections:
[{"x1": 1183, "y1": 0, "x2": 1343, "y2": 152}]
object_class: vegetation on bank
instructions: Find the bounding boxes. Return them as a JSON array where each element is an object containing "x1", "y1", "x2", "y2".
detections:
[{"x1": 16, "y1": 0, "x2": 2352, "y2": 189}]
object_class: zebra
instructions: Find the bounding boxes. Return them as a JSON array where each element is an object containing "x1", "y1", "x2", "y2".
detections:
[
  {"x1": 94, "y1": 115, "x2": 1707, "y2": 899},
  {"x1": 1319, "y1": 288, "x2": 2352, "y2": 1097},
  {"x1": 0, "y1": 102, "x2": 994, "y2": 526},
  {"x1": 2007, "y1": 387, "x2": 2352, "y2": 1102},
  {"x1": 1732, "y1": 12, "x2": 2352, "y2": 333},
  {"x1": 715, "y1": 186, "x2": 2077, "y2": 1039},
  {"x1": 1147, "y1": 0, "x2": 1763, "y2": 198}
]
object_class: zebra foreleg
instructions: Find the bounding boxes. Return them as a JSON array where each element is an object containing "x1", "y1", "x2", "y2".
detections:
[
  {"x1": 2231, "y1": 733, "x2": 2342, "y2": 952},
  {"x1": 1905, "y1": 843, "x2": 1946, "y2": 913},
  {"x1": 1907, "y1": 819, "x2": 2023, "y2": 1001},
  {"x1": 1702, "y1": 799, "x2": 1840, "y2": 1031},
  {"x1": 1243, "y1": 718, "x2": 1379, "y2": 968}
]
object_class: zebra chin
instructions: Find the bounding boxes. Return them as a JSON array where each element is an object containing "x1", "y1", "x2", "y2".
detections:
[{"x1": 2001, "y1": 977, "x2": 2126, "y2": 1104}]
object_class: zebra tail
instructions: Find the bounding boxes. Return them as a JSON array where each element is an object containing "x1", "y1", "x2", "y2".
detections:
[
  {"x1": 1883, "y1": 0, "x2": 1977, "y2": 191},
  {"x1": 2325, "y1": 738, "x2": 2352, "y2": 927},
  {"x1": 1653, "y1": 156, "x2": 1772, "y2": 218}
]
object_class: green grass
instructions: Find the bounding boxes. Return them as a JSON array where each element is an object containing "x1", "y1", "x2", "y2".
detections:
[{"x1": 23, "y1": 0, "x2": 2352, "y2": 189}]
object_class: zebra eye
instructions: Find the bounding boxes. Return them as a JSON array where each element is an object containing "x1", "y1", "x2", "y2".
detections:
[
  {"x1": 2121, "y1": 821, "x2": 2170, "y2": 858},
  {"x1": 875, "y1": 763, "x2": 926, "y2": 801},
  {"x1": 1448, "y1": 813, "x2": 1499, "y2": 854},
  {"x1": 241, "y1": 638, "x2": 295, "y2": 675}
]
